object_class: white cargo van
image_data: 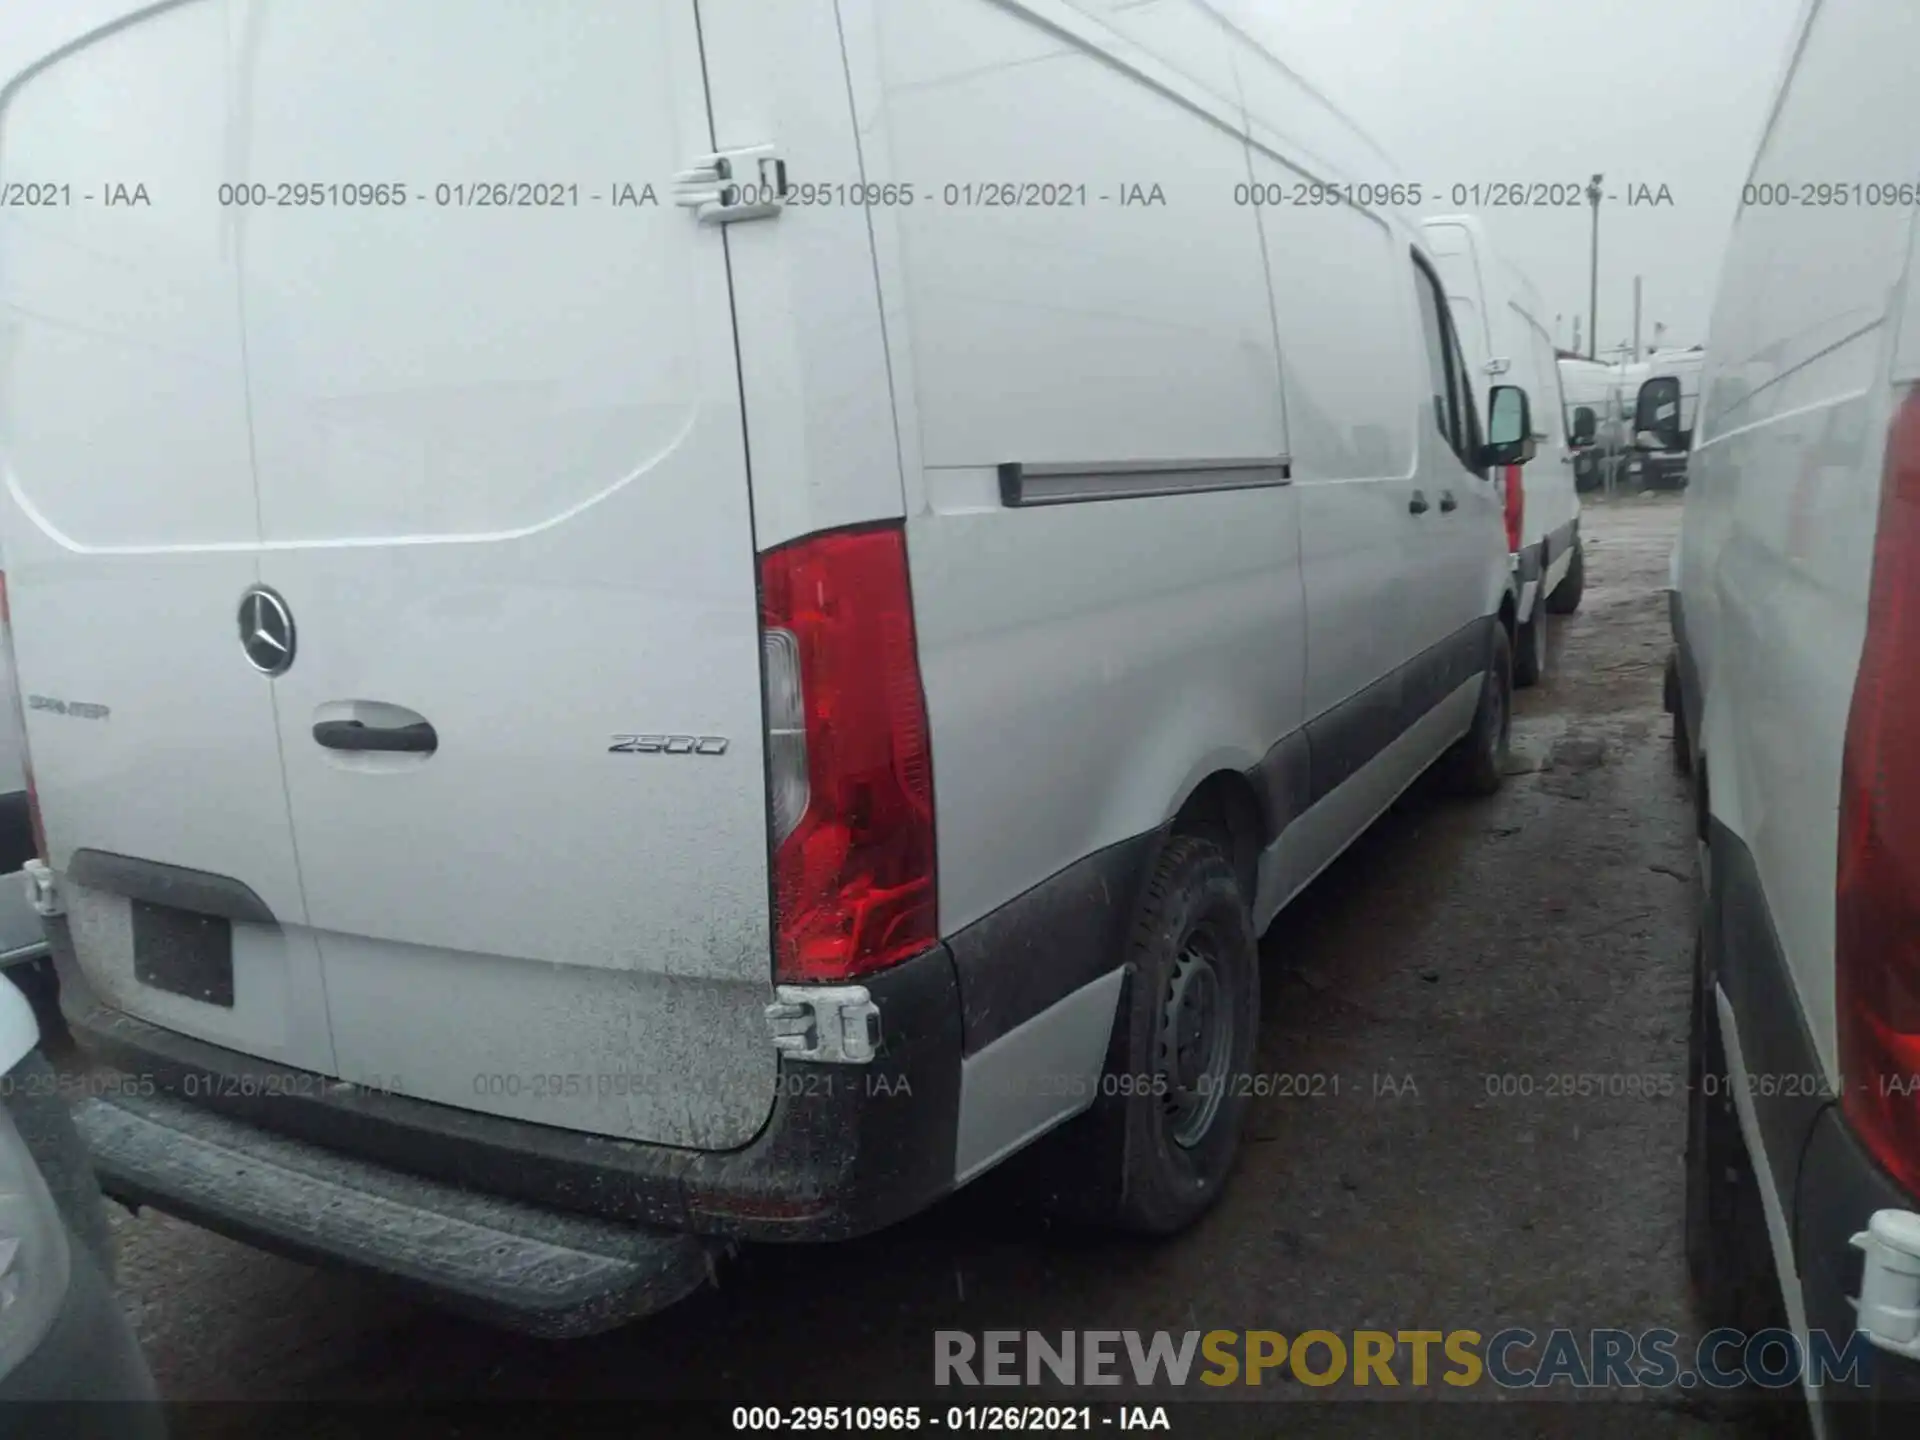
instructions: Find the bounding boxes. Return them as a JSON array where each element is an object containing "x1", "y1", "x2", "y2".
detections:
[
  {"x1": 1557, "y1": 355, "x2": 1626, "y2": 494},
  {"x1": 1632, "y1": 346, "x2": 1706, "y2": 489},
  {"x1": 0, "y1": 0, "x2": 1523, "y2": 1336},
  {"x1": 1671, "y1": 0, "x2": 1920, "y2": 1427},
  {"x1": 1422, "y1": 216, "x2": 1585, "y2": 690}
]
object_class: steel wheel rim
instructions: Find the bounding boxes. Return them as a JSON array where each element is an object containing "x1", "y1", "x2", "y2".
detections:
[{"x1": 1159, "y1": 925, "x2": 1233, "y2": 1148}]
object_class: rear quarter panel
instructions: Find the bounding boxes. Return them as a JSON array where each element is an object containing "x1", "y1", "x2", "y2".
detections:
[
  {"x1": 841, "y1": 0, "x2": 1312, "y2": 934},
  {"x1": 1687, "y1": 0, "x2": 1920, "y2": 1086}
]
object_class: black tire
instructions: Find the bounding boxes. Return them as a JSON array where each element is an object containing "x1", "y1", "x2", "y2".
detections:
[
  {"x1": 1665, "y1": 652, "x2": 1693, "y2": 776},
  {"x1": 1443, "y1": 623, "x2": 1512, "y2": 797},
  {"x1": 3, "y1": 1051, "x2": 116, "y2": 1277},
  {"x1": 1545, "y1": 538, "x2": 1585, "y2": 615},
  {"x1": 1512, "y1": 604, "x2": 1546, "y2": 688},
  {"x1": 1684, "y1": 840, "x2": 1777, "y2": 1337},
  {"x1": 1086, "y1": 835, "x2": 1261, "y2": 1235}
]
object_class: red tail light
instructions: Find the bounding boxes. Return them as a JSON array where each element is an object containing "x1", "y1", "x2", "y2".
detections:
[
  {"x1": 1838, "y1": 385, "x2": 1920, "y2": 1198},
  {"x1": 1502, "y1": 464, "x2": 1525, "y2": 555},
  {"x1": 759, "y1": 522, "x2": 936, "y2": 983}
]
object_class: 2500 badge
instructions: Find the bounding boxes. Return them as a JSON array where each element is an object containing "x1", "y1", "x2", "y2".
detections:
[{"x1": 609, "y1": 734, "x2": 731, "y2": 755}]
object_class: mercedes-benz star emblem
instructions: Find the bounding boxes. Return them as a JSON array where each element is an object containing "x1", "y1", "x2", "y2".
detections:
[{"x1": 237, "y1": 586, "x2": 296, "y2": 676}]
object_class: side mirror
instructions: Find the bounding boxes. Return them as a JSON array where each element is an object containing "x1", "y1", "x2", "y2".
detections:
[
  {"x1": 1570, "y1": 406, "x2": 1597, "y2": 446},
  {"x1": 1480, "y1": 384, "x2": 1536, "y2": 468},
  {"x1": 1634, "y1": 377, "x2": 1684, "y2": 451}
]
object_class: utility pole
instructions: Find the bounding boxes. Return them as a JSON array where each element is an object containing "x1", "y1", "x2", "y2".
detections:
[
  {"x1": 1586, "y1": 173, "x2": 1604, "y2": 360},
  {"x1": 1632, "y1": 276, "x2": 1643, "y2": 362}
]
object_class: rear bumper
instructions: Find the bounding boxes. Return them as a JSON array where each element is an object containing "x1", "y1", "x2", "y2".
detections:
[
  {"x1": 74, "y1": 1084, "x2": 718, "y2": 1339},
  {"x1": 54, "y1": 933, "x2": 966, "y2": 1248},
  {"x1": 1641, "y1": 452, "x2": 1689, "y2": 488},
  {"x1": 1796, "y1": 1105, "x2": 1920, "y2": 1434}
]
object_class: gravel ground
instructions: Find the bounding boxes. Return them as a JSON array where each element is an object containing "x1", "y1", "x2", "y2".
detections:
[{"x1": 57, "y1": 492, "x2": 1811, "y2": 1437}]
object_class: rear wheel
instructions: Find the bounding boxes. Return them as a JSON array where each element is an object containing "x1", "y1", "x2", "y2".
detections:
[
  {"x1": 1085, "y1": 835, "x2": 1261, "y2": 1235},
  {"x1": 1442, "y1": 622, "x2": 1511, "y2": 797},
  {"x1": 1545, "y1": 538, "x2": 1585, "y2": 615},
  {"x1": 1665, "y1": 651, "x2": 1692, "y2": 776}
]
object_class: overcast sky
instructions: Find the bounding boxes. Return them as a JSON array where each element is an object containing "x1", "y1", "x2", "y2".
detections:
[
  {"x1": 1221, "y1": 0, "x2": 1809, "y2": 354},
  {"x1": 4, "y1": 0, "x2": 1805, "y2": 355}
]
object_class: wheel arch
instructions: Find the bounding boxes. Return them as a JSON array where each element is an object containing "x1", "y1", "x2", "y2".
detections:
[{"x1": 1165, "y1": 768, "x2": 1263, "y2": 905}]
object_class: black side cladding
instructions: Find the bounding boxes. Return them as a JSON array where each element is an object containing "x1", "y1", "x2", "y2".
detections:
[
  {"x1": 1707, "y1": 815, "x2": 1829, "y2": 1213},
  {"x1": 947, "y1": 832, "x2": 1160, "y2": 1057},
  {"x1": 1305, "y1": 614, "x2": 1492, "y2": 804}
]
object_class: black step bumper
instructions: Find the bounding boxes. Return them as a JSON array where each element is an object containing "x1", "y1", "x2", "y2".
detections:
[
  {"x1": 74, "y1": 1087, "x2": 719, "y2": 1339},
  {"x1": 1798, "y1": 1105, "x2": 1920, "y2": 1435}
]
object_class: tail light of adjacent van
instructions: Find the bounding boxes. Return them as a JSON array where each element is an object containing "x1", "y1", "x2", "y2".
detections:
[
  {"x1": 1502, "y1": 464, "x2": 1525, "y2": 555},
  {"x1": 1837, "y1": 385, "x2": 1920, "y2": 1199},
  {"x1": 759, "y1": 522, "x2": 936, "y2": 983},
  {"x1": 0, "y1": 573, "x2": 46, "y2": 861}
]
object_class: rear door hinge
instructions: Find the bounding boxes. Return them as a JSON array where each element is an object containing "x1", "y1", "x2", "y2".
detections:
[
  {"x1": 673, "y1": 144, "x2": 787, "y2": 226},
  {"x1": 765, "y1": 985, "x2": 879, "y2": 1065}
]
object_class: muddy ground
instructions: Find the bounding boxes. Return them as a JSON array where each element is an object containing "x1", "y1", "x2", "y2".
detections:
[{"x1": 62, "y1": 493, "x2": 1808, "y2": 1436}]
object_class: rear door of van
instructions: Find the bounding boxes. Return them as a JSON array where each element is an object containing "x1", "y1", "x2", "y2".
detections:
[
  {"x1": 239, "y1": 0, "x2": 777, "y2": 1149},
  {"x1": 0, "y1": 2, "x2": 339, "y2": 1075},
  {"x1": 2, "y1": 0, "x2": 781, "y2": 1151}
]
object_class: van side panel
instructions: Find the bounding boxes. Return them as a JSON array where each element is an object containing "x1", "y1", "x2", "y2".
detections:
[
  {"x1": 1249, "y1": 151, "x2": 1419, "y2": 734},
  {"x1": 856, "y1": 0, "x2": 1304, "y2": 949},
  {"x1": 1519, "y1": 308, "x2": 1578, "y2": 571},
  {"x1": 1688, "y1": 0, "x2": 1920, "y2": 1091},
  {"x1": 698, "y1": 0, "x2": 909, "y2": 551}
]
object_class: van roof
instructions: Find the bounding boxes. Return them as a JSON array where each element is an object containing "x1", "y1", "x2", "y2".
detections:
[
  {"x1": 1419, "y1": 214, "x2": 1552, "y2": 326},
  {"x1": 1206, "y1": 2, "x2": 1407, "y2": 185}
]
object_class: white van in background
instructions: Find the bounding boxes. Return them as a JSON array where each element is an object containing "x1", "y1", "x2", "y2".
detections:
[
  {"x1": 1422, "y1": 215, "x2": 1586, "y2": 689},
  {"x1": 1, "y1": 0, "x2": 1525, "y2": 1336},
  {"x1": 1633, "y1": 346, "x2": 1706, "y2": 489},
  {"x1": 1557, "y1": 354, "x2": 1626, "y2": 493}
]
